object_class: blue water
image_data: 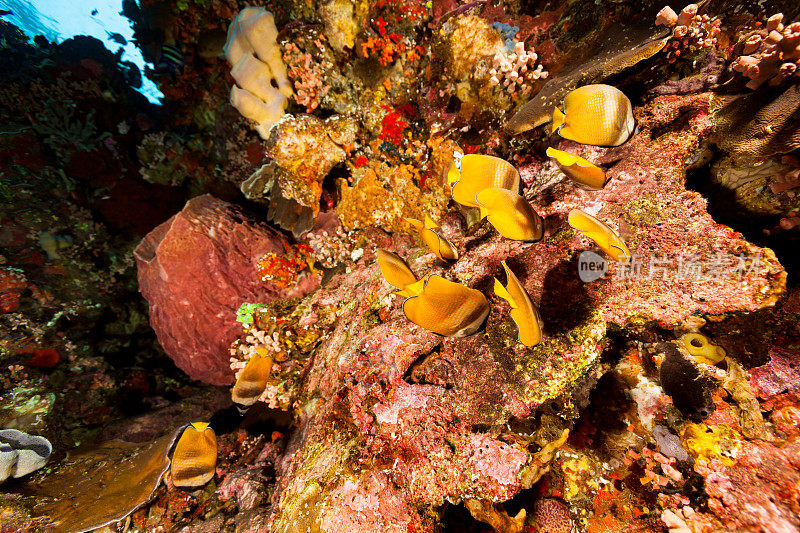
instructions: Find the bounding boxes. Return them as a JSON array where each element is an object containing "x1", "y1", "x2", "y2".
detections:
[{"x1": 0, "y1": 0, "x2": 164, "y2": 103}]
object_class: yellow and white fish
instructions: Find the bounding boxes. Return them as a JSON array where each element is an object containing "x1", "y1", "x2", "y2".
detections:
[
  {"x1": 231, "y1": 350, "x2": 273, "y2": 408},
  {"x1": 475, "y1": 188, "x2": 544, "y2": 242},
  {"x1": 449, "y1": 154, "x2": 520, "y2": 209},
  {"x1": 406, "y1": 215, "x2": 459, "y2": 261},
  {"x1": 552, "y1": 84, "x2": 635, "y2": 147},
  {"x1": 170, "y1": 422, "x2": 217, "y2": 489},
  {"x1": 403, "y1": 275, "x2": 490, "y2": 337},
  {"x1": 568, "y1": 209, "x2": 631, "y2": 262},
  {"x1": 546, "y1": 147, "x2": 607, "y2": 190},
  {"x1": 494, "y1": 261, "x2": 543, "y2": 347}
]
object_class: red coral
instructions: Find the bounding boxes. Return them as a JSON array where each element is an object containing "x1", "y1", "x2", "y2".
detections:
[
  {"x1": 256, "y1": 244, "x2": 314, "y2": 290},
  {"x1": 0, "y1": 267, "x2": 27, "y2": 314},
  {"x1": 378, "y1": 106, "x2": 408, "y2": 144}
]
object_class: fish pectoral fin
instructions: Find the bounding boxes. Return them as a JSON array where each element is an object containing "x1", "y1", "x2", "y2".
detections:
[
  {"x1": 493, "y1": 278, "x2": 519, "y2": 309},
  {"x1": 551, "y1": 107, "x2": 565, "y2": 134},
  {"x1": 477, "y1": 202, "x2": 490, "y2": 220}
]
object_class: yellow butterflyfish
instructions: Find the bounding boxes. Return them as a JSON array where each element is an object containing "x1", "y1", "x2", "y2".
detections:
[
  {"x1": 494, "y1": 261, "x2": 543, "y2": 347},
  {"x1": 449, "y1": 154, "x2": 520, "y2": 208},
  {"x1": 552, "y1": 84, "x2": 635, "y2": 147},
  {"x1": 568, "y1": 209, "x2": 631, "y2": 262},
  {"x1": 475, "y1": 188, "x2": 544, "y2": 242},
  {"x1": 170, "y1": 422, "x2": 217, "y2": 488},
  {"x1": 231, "y1": 351, "x2": 273, "y2": 407},
  {"x1": 403, "y1": 275, "x2": 490, "y2": 337},
  {"x1": 406, "y1": 215, "x2": 459, "y2": 261},
  {"x1": 546, "y1": 147, "x2": 607, "y2": 190}
]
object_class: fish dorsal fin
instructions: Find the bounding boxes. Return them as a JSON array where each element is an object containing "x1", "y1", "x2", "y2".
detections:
[
  {"x1": 423, "y1": 215, "x2": 438, "y2": 229},
  {"x1": 547, "y1": 147, "x2": 578, "y2": 166},
  {"x1": 447, "y1": 161, "x2": 461, "y2": 185},
  {"x1": 406, "y1": 218, "x2": 424, "y2": 231},
  {"x1": 493, "y1": 277, "x2": 519, "y2": 309},
  {"x1": 552, "y1": 107, "x2": 566, "y2": 134},
  {"x1": 398, "y1": 277, "x2": 426, "y2": 298}
]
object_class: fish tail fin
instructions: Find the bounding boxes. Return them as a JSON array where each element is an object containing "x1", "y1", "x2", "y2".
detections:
[
  {"x1": 423, "y1": 215, "x2": 437, "y2": 229},
  {"x1": 406, "y1": 218, "x2": 424, "y2": 232},
  {"x1": 551, "y1": 107, "x2": 565, "y2": 134},
  {"x1": 493, "y1": 278, "x2": 518, "y2": 308},
  {"x1": 398, "y1": 278, "x2": 425, "y2": 298}
]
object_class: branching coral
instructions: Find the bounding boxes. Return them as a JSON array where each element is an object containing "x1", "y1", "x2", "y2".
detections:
[
  {"x1": 488, "y1": 41, "x2": 548, "y2": 96},
  {"x1": 360, "y1": 16, "x2": 408, "y2": 66},
  {"x1": 283, "y1": 40, "x2": 332, "y2": 112},
  {"x1": 304, "y1": 223, "x2": 355, "y2": 268},
  {"x1": 656, "y1": 4, "x2": 721, "y2": 63},
  {"x1": 731, "y1": 13, "x2": 800, "y2": 89},
  {"x1": 229, "y1": 304, "x2": 322, "y2": 410}
]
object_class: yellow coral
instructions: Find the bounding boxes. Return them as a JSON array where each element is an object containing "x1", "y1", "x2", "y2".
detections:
[
  {"x1": 680, "y1": 333, "x2": 726, "y2": 364},
  {"x1": 680, "y1": 423, "x2": 740, "y2": 466},
  {"x1": 337, "y1": 161, "x2": 449, "y2": 233},
  {"x1": 442, "y1": 15, "x2": 505, "y2": 81}
]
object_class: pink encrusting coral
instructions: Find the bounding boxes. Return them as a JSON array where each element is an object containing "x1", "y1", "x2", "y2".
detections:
[
  {"x1": 731, "y1": 13, "x2": 800, "y2": 89},
  {"x1": 488, "y1": 41, "x2": 548, "y2": 95},
  {"x1": 656, "y1": 4, "x2": 721, "y2": 63},
  {"x1": 283, "y1": 40, "x2": 332, "y2": 112}
]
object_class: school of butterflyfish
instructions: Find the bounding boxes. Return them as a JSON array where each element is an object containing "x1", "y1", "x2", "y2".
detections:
[
  {"x1": 379, "y1": 84, "x2": 635, "y2": 347},
  {"x1": 175, "y1": 85, "x2": 637, "y2": 472}
]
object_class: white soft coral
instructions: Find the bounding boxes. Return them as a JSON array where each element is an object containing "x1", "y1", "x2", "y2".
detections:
[
  {"x1": 488, "y1": 41, "x2": 548, "y2": 95},
  {"x1": 223, "y1": 7, "x2": 293, "y2": 138}
]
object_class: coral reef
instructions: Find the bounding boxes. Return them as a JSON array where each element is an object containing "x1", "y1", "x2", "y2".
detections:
[
  {"x1": 2, "y1": 1, "x2": 800, "y2": 532},
  {"x1": 224, "y1": 7, "x2": 293, "y2": 138}
]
